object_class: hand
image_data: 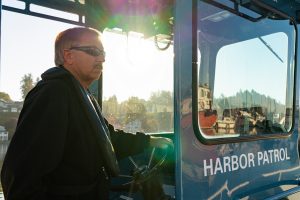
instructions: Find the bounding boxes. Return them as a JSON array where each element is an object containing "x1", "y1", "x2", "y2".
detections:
[{"x1": 149, "y1": 136, "x2": 174, "y2": 149}]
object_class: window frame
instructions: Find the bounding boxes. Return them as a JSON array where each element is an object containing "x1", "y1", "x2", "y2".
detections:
[{"x1": 191, "y1": 0, "x2": 298, "y2": 145}]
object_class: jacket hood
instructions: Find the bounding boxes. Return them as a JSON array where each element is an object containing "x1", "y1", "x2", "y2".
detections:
[{"x1": 41, "y1": 66, "x2": 71, "y2": 81}]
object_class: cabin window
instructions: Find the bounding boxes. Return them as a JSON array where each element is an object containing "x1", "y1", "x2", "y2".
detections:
[
  {"x1": 196, "y1": 0, "x2": 295, "y2": 139},
  {"x1": 101, "y1": 30, "x2": 174, "y2": 134}
]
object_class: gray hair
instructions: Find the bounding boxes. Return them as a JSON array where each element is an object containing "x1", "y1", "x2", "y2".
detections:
[{"x1": 54, "y1": 27, "x2": 101, "y2": 66}]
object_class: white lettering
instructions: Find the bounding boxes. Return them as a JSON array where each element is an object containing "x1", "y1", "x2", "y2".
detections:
[
  {"x1": 204, "y1": 159, "x2": 213, "y2": 176},
  {"x1": 268, "y1": 150, "x2": 274, "y2": 163},
  {"x1": 257, "y1": 152, "x2": 263, "y2": 166},
  {"x1": 274, "y1": 149, "x2": 279, "y2": 162},
  {"x1": 214, "y1": 158, "x2": 223, "y2": 174},
  {"x1": 202, "y1": 147, "x2": 290, "y2": 176},
  {"x1": 263, "y1": 151, "x2": 270, "y2": 165},
  {"x1": 285, "y1": 148, "x2": 290, "y2": 160},
  {"x1": 223, "y1": 156, "x2": 231, "y2": 172},
  {"x1": 248, "y1": 153, "x2": 255, "y2": 167},
  {"x1": 231, "y1": 155, "x2": 239, "y2": 171},
  {"x1": 239, "y1": 154, "x2": 247, "y2": 169},
  {"x1": 280, "y1": 148, "x2": 285, "y2": 161}
]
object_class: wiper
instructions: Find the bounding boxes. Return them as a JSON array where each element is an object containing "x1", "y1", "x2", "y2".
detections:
[{"x1": 258, "y1": 37, "x2": 283, "y2": 63}]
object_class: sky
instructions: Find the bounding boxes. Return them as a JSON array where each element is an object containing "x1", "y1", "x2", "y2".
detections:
[
  {"x1": 214, "y1": 32, "x2": 289, "y2": 104},
  {"x1": 101, "y1": 30, "x2": 173, "y2": 102},
  {"x1": 0, "y1": 0, "x2": 294, "y2": 105},
  {"x1": 0, "y1": 2, "x2": 75, "y2": 101},
  {"x1": 0, "y1": 0, "x2": 173, "y2": 102}
]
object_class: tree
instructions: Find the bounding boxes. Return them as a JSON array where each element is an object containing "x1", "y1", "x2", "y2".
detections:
[
  {"x1": 147, "y1": 91, "x2": 173, "y2": 132},
  {"x1": 147, "y1": 91, "x2": 172, "y2": 113},
  {"x1": 149, "y1": 91, "x2": 172, "y2": 106},
  {"x1": 122, "y1": 96, "x2": 146, "y2": 125},
  {"x1": 103, "y1": 95, "x2": 119, "y2": 117},
  {"x1": 0, "y1": 92, "x2": 12, "y2": 102},
  {"x1": 20, "y1": 73, "x2": 34, "y2": 100}
]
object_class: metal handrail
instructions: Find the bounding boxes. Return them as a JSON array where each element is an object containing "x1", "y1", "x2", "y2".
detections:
[{"x1": 264, "y1": 185, "x2": 300, "y2": 200}]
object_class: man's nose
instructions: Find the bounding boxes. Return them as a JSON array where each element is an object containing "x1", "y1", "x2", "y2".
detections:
[{"x1": 96, "y1": 55, "x2": 105, "y2": 62}]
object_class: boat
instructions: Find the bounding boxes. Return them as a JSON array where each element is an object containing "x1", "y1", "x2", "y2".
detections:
[
  {"x1": 198, "y1": 85, "x2": 217, "y2": 128},
  {"x1": 216, "y1": 117, "x2": 235, "y2": 129}
]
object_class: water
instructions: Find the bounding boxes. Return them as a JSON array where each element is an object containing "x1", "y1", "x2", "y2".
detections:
[{"x1": 0, "y1": 142, "x2": 9, "y2": 199}]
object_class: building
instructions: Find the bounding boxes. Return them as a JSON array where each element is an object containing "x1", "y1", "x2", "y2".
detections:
[{"x1": 0, "y1": 126, "x2": 8, "y2": 141}]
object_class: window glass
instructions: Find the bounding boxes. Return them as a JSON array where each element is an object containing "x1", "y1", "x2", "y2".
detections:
[
  {"x1": 0, "y1": 2, "x2": 173, "y2": 198},
  {"x1": 102, "y1": 30, "x2": 174, "y2": 133},
  {"x1": 0, "y1": 10, "x2": 75, "y2": 193},
  {"x1": 197, "y1": 0, "x2": 295, "y2": 138}
]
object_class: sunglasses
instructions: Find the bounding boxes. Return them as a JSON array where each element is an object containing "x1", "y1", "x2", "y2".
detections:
[{"x1": 69, "y1": 46, "x2": 106, "y2": 57}]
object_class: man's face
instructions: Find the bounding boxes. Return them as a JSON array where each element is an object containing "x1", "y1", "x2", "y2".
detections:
[{"x1": 68, "y1": 32, "x2": 105, "y2": 87}]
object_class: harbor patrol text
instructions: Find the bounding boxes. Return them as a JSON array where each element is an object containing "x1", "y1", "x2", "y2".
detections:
[{"x1": 204, "y1": 148, "x2": 290, "y2": 176}]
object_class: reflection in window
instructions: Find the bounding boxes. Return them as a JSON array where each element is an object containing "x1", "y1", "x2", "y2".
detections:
[
  {"x1": 213, "y1": 32, "x2": 291, "y2": 136},
  {"x1": 197, "y1": 1, "x2": 295, "y2": 138}
]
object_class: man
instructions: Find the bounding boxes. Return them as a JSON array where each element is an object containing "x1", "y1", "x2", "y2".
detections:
[{"x1": 1, "y1": 27, "x2": 172, "y2": 200}]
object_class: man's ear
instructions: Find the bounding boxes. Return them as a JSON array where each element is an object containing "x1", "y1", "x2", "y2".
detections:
[{"x1": 63, "y1": 49, "x2": 74, "y2": 65}]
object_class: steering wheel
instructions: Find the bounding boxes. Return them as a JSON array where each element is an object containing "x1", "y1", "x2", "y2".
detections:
[{"x1": 110, "y1": 147, "x2": 169, "y2": 195}]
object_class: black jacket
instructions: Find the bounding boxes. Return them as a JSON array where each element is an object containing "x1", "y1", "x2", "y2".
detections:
[{"x1": 1, "y1": 67, "x2": 150, "y2": 200}]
